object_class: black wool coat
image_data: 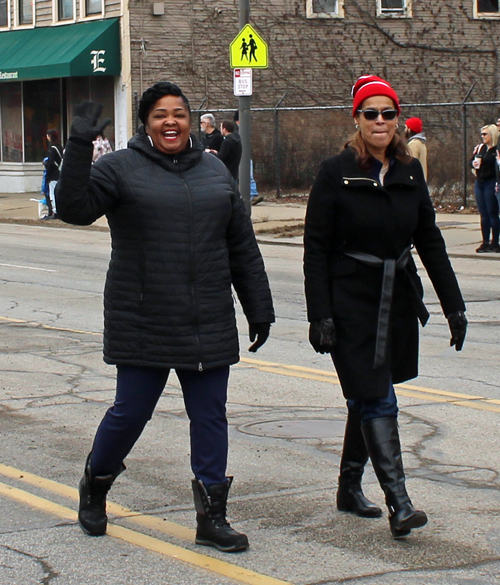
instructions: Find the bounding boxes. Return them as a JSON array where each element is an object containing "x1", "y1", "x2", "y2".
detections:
[
  {"x1": 55, "y1": 129, "x2": 275, "y2": 371},
  {"x1": 304, "y1": 148, "x2": 465, "y2": 400}
]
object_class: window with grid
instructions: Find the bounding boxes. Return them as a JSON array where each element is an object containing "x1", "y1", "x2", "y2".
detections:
[
  {"x1": 379, "y1": 0, "x2": 408, "y2": 15},
  {"x1": 306, "y1": 0, "x2": 343, "y2": 18}
]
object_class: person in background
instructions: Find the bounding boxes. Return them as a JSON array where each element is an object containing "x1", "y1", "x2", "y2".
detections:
[
  {"x1": 471, "y1": 124, "x2": 499, "y2": 253},
  {"x1": 55, "y1": 82, "x2": 274, "y2": 552},
  {"x1": 43, "y1": 129, "x2": 63, "y2": 219},
  {"x1": 92, "y1": 133, "x2": 113, "y2": 163},
  {"x1": 200, "y1": 113, "x2": 223, "y2": 152},
  {"x1": 404, "y1": 117, "x2": 427, "y2": 181},
  {"x1": 233, "y1": 110, "x2": 263, "y2": 205},
  {"x1": 304, "y1": 75, "x2": 467, "y2": 539},
  {"x1": 208, "y1": 120, "x2": 242, "y2": 181}
]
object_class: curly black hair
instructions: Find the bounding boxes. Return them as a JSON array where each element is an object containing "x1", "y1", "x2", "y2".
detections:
[{"x1": 138, "y1": 81, "x2": 191, "y2": 125}]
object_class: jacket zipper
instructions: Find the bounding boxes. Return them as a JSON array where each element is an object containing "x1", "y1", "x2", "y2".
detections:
[{"x1": 175, "y1": 157, "x2": 204, "y2": 372}]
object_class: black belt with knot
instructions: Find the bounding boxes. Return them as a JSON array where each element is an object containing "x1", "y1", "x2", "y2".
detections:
[{"x1": 344, "y1": 247, "x2": 430, "y2": 369}]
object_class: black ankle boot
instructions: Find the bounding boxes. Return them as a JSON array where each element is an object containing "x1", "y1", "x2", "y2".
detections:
[
  {"x1": 78, "y1": 453, "x2": 125, "y2": 536},
  {"x1": 191, "y1": 477, "x2": 249, "y2": 552},
  {"x1": 361, "y1": 417, "x2": 427, "y2": 538},
  {"x1": 337, "y1": 412, "x2": 382, "y2": 518}
]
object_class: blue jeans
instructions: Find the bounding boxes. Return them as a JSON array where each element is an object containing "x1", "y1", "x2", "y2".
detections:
[
  {"x1": 90, "y1": 365, "x2": 229, "y2": 486},
  {"x1": 347, "y1": 383, "x2": 398, "y2": 425},
  {"x1": 475, "y1": 178, "x2": 499, "y2": 245}
]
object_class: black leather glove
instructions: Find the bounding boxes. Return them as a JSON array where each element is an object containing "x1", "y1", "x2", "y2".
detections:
[
  {"x1": 248, "y1": 323, "x2": 271, "y2": 352},
  {"x1": 447, "y1": 311, "x2": 467, "y2": 351},
  {"x1": 309, "y1": 318, "x2": 336, "y2": 354},
  {"x1": 70, "y1": 101, "x2": 111, "y2": 144}
]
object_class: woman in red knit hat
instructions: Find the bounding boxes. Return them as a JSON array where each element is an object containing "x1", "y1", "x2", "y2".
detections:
[{"x1": 304, "y1": 75, "x2": 467, "y2": 538}]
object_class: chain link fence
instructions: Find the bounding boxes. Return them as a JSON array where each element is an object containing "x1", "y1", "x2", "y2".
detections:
[{"x1": 191, "y1": 99, "x2": 500, "y2": 208}]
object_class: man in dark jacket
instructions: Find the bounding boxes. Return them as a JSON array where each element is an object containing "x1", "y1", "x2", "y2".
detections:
[
  {"x1": 200, "y1": 113, "x2": 223, "y2": 152},
  {"x1": 212, "y1": 120, "x2": 242, "y2": 181}
]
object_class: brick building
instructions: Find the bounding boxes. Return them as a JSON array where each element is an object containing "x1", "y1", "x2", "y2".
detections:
[{"x1": 0, "y1": 0, "x2": 499, "y2": 192}]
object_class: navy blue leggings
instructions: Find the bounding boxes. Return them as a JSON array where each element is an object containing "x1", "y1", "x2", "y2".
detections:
[
  {"x1": 347, "y1": 382, "x2": 398, "y2": 424},
  {"x1": 475, "y1": 178, "x2": 499, "y2": 245},
  {"x1": 90, "y1": 365, "x2": 229, "y2": 486}
]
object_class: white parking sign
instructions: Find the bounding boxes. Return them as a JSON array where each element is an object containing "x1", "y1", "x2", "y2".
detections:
[{"x1": 233, "y1": 68, "x2": 253, "y2": 96}]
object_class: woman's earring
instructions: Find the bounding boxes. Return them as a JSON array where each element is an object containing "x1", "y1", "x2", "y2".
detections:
[
  {"x1": 396, "y1": 124, "x2": 399, "y2": 129},
  {"x1": 188, "y1": 136, "x2": 193, "y2": 148},
  {"x1": 355, "y1": 124, "x2": 359, "y2": 130},
  {"x1": 147, "y1": 134, "x2": 154, "y2": 147}
]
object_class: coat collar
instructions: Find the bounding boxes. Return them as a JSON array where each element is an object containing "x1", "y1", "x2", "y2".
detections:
[
  {"x1": 128, "y1": 126, "x2": 204, "y2": 173},
  {"x1": 339, "y1": 147, "x2": 419, "y2": 188}
]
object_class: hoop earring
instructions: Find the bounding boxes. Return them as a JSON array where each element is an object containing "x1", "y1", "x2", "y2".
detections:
[
  {"x1": 147, "y1": 134, "x2": 154, "y2": 147},
  {"x1": 188, "y1": 136, "x2": 193, "y2": 148},
  {"x1": 396, "y1": 124, "x2": 399, "y2": 129}
]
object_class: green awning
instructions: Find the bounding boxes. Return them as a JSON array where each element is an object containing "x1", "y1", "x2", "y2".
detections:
[{"x1": 0, "y1": 18, "x2": 120, "y2": 81}]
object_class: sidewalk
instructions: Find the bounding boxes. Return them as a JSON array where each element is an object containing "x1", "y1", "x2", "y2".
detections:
[{"x1": 0, "y1": 191, "x2": 490, "y2": 259}]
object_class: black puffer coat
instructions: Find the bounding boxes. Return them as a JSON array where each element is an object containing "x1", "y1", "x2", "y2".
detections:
[
  {"x1": 56, "y1": 129, "x2": 275, "y2": 371},
  {"x1": 304, "y1": 148, "x2": 465, "y2": 400}
]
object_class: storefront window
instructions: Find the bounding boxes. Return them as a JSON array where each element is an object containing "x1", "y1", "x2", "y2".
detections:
[
  {"x1": 1, "y1": 82, "x2": 23, "y2": 162},
  {"x1": 19, "y1": 0, "x2": 32, "y2": 24},
  {"x1": 66, "y1": 76, "x2": 115, "y2": 147},
  {"x1": 23, "y1": 79, "x2": 61, "y2": 163},
  {"x1": 90, "y1": 76, "x2": 115, "y2": 148},
  {"x1": 58, "y1": 0, "x2": 73, "y2": 20},
  {"x1": 0, "y1": 0, "x2": 7, "y2": 27}
]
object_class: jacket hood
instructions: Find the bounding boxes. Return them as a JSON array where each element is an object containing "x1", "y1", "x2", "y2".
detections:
[
  {"x1": 128, "y1": 126, "x2": 204, "y2": 172},
  {"x1": 407, "y1": 132, "x2": 426, "y2": 144},
  {"x1": 226, "y1": 131, "x2": 241, "y2": 144}
]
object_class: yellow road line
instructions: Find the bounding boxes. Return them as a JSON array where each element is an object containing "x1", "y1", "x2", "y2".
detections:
[
  {"x1": 240, "y1": 357, "x2": 500, "y2": 414},
  {"x1": 0, "y1": 463, "x2": 194, "y2": 541},
  {"x1": 0, "y1": 479, "x2": 292, "y2": 585},
  {"x1": 2, "y1": 316, "x2": 500, "y2": 413}
]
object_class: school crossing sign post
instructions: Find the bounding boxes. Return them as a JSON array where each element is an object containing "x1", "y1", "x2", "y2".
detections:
[{"x1": 230, "y1": 23, "x2": 268, "y2": 214}]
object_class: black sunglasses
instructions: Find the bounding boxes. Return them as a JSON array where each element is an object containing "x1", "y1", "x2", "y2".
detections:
[{"x1": 357, "y1": 109, "x2": 398, "y2": 121}]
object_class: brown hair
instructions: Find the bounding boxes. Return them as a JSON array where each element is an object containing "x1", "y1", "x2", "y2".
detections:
[
  {"x1": 221, "y1": 120, "x2": 235, "y2": 133},
  {"x1": 345, "y1": 130, "x2": 411, "y2": 170}
]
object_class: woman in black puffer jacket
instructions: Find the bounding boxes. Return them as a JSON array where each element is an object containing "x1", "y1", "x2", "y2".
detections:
[{"x1": 56, "y1": 82, "x2": 274, "y2": 552}]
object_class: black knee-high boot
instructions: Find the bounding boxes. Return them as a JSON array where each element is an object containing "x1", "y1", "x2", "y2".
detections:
[
  {"x1": 78, "y1": 453, "x2": 125, "y2": 536},
  {"x1": 192, "y1": 477, "x2": 249, "y2": 552},
  {"x1": 336, "y1": 412, "x2": 382, "y2": 518},
  {"x1": 361, "y1": 417, "x2": 427, "y2": 538}
]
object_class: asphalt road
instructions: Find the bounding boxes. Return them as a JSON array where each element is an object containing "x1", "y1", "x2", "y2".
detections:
[{"x1": 1, "y1": 223, "x2": 500, "y2": 585}]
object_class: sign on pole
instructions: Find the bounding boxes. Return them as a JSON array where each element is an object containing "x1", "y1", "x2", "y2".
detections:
[
  {"x1": 229, "y1": 24, "x2": 268, "y2": 69},
  {"x1": 233, "y1": 68, "x2": 253, "y2": 96}
]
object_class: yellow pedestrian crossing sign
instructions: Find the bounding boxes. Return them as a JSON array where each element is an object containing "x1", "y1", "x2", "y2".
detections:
[{"x1": 229, "y1": 24, "x2": 268, "y2": 69}]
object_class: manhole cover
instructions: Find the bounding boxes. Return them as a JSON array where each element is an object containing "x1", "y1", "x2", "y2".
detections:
[{"x1": 238, "y1": 418, "x2": 345, "y2": 439}]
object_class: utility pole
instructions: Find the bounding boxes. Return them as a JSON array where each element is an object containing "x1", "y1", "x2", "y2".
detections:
[{"x1": 238, "y1": 0, "x2": 251, "y2": 215}]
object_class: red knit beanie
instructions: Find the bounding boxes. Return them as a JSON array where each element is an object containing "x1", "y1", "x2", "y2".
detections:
[
  {"x1": 351, "y1": 75, "x2": 400, "y2": 118},
  {"x1": 405, "y1": 117, "x2": 423, "y2": 133}
]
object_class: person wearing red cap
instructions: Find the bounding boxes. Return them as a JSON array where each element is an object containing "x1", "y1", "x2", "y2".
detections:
[
  {"x1": 405, "y1": 117, "x2": 427, "y2": 181},
  {"x1": 304, "y1": 75, "x2": 467, "y2": 538}
]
